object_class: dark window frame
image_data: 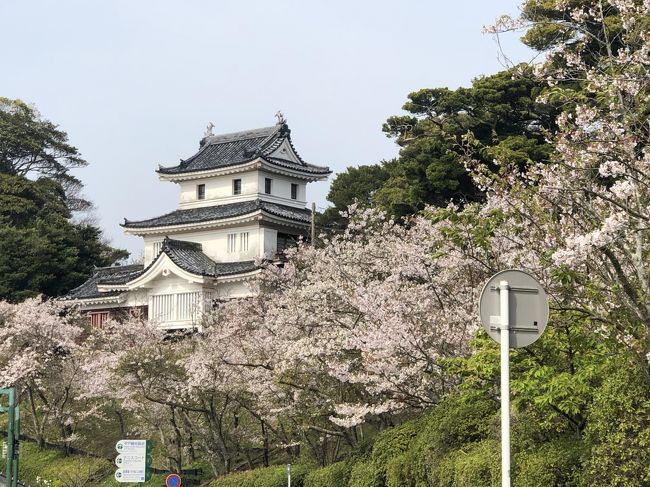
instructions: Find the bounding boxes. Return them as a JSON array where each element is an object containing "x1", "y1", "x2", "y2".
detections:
[
  {"x1": 291, "y1": 183, "x2": 298, "y2": 200},
  {"x1": 265, "y1": 178, "x2": 272, "y2": 194},
  {"x1": 233, "y1": 179, "x2": 242, "y2": 195},
  {"x1": 197, "y1": 184, "x2": 206, "y2": 200}
]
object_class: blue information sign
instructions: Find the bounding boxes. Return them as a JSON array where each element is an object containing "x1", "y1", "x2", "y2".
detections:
[{"x1": 166, "y1": 473, "x2": 182, "y2": 487}]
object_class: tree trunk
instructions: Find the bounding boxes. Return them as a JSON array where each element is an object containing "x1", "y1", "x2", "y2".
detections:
[
  {"x1": 261, "y1": 420, "x2": 270, "y2": 467},
  {"x1": 180, "y1": 410, "x2": 196, "y2": 464},
  {"x1": 27, "y1": 387, "x2": 46, "y2": 450},
  {"x1": 169, "y1": 406, "x2": 183, "y2": 473}
]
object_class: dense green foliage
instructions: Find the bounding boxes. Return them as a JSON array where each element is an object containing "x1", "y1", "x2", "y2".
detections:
[
  {"x1": 304, "y1": 461, "x2": 351, "y2": 487},
  {"x1": 0, "y1": 99, "x2": 127, "y2": 301},
  {"x1": 519, "y1": 0, "x2": 649, "y2": 57},
  {"x1": 318, "y1": 164, "x2": 389, "y2": 229},
  {"x1": 17, "y1": 440, "x2": 205, "y2": 487},
  {"x1": 319, "y1": 68, "x2": 557, "y2": 227},
  {"x1": 0, "y1": 97, "x2": 88, "y2": 210},
  {"x1": 210, "y1": 463, "x2": 313, "y2": 487},
  {"x1": 209, "y1": 328, "x2": 649, "y2": 486}
]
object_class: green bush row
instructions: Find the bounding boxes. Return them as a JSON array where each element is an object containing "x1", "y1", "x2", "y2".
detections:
[
  {"x1": 291, "y1": 391, "x2": 588, "y2": 487},
  {"x1": 210, "y1": 463, "x2": 313, "y2": 487}
]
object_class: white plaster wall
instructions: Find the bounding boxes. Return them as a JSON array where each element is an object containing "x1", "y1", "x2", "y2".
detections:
[
  {"x1": 142, "y1": 274, "x2": 212, "y2": 329},
  {"x1": 263, "y1": 227, "x2": 278, "y2": 259},
  {"x1": 179, "y1": 171, "x2": 259, "y2": 207},
  {"x1": 123, "y1": 288, "x2": 150, "y2": 308},
  {"x1": 143, "y1": 235, "x2": 162, "y2": 265},
  {"x1": 176, "y1": 169, "x2": 308, "y2": 209},
  {"x1": 215, "y1": 280, "x2": 254, "y2": 299},
  {"x1": 143, "y1": 223, "x2": 263, "y2": 263},
  {"x1": 257, "y1": 171, "x2": 306, "y2": 206},
  {"x1": 145, "y1": 273, "x2": 201, "y2": 295}
]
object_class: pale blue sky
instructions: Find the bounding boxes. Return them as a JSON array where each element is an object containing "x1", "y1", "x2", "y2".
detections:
[{"x1": 0, "y1": 0, "x2": 534, "y2": 257}]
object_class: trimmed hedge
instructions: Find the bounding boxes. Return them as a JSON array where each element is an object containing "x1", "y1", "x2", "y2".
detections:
[
  {"x1": 435, "y1": 440, "x2": 500, "y2": 487},
  {"x1": 303, "y1": 461, "x2": 351, "y2": 487},
  {"x1": 514, "y1": 439, "x2": 583, "y2": 487},
  {"x1": 385, "y1": 452, "x2": 414, "y2": 487},
  {"x1": 210, "y1": 463, "x2": 313, "y2": 487},
  {"x1": 348, "y1": 461, "x2": 382, "y2": 487}
]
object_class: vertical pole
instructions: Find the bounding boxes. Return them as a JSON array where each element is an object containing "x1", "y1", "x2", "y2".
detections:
[
  {"x1": 12, "y1": 406, "x2": 19, "y2": 487},
  {"x1": 5, "y1": 389, "x2": 14, "y2": 486},
  {"x1": 287, "y1": 463, "x2": 291, "y2": 487},
  {"x1": 311, "y1": 202, "x2": 316, "y2": 245},
  {"x1": 500, "y1": 281, "x2": 510, "y2": 487}
]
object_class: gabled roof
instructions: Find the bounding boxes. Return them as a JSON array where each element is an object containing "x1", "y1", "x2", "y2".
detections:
[
  {"x1": 157, "y1": 122, "x2": 330, "y2": 176},
  {"x1": 102, "y1": 238, "x2": 258, "y2": 287},
  {"x1": 122, "y1": 199, "x2": 312, "y2": 230},
  {"x1": 65, "y1": 239, "x2": 260, "y2": 302},
  {"x1": 65, "y1": 264, "x2": 144, "y2": 300},
  {"x1": 152, "y1": 238, "x2": 258, "y2": 278}
]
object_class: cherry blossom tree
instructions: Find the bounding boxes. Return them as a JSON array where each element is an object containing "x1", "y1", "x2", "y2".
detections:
[
  {"x1": 191, "y1": 205, "x2": 498, "y2": 460},
  {"x1": 478, "y1": 0, "x2": 650, "y2": 372},
  {"x1": 0, "y1": 297, "x2": 86, "y2": 450}
]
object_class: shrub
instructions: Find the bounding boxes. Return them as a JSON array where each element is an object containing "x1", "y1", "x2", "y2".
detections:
[
  {"x1": 514, "y1": 438, "x2": 583, "y2": 487},
  {"x1": 385, "y1": 452, "x2": 414, "y2": 487},
  {"x1": 211, "y1": 463, "x2": 313, "y2": 487},
  {"x1": 435, "y1": 440, "x2": 500, "y2": 487},
  {"x1": 579, "y1": 362, "x2": 650, "y2": 486},
  {"x1": 371, "y1": 419, "x2": 421, "y2": 471},
  {"x1": 304, "y1": 461, "x2": 351, "y2": 487},
  {"x1": 411, "y1": 393, "x2": 498, "y2": 484},
  {"x1": 348, "y1": 461, "x2": 382, "y2": 487}
]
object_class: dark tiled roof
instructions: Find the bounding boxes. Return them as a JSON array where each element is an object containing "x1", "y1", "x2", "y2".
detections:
[
  {"x1": 157, "y1": 122, "x2": 330, "y2": 175},
  {"x1": 159, "y1": 238, "x2": 258, "y2": 277},
  {"x1": 65, "y1": 241, "x2": 260, "y2": 301},
  {"x1": 123, "y1": 199, "x2": 312, "y2": 229},
  {"x1": 98, "y1": 238, "x2": 258, "y2": 284},
  {"x1": 65, "y1": 264, "x2": 144, "y2": 300}
]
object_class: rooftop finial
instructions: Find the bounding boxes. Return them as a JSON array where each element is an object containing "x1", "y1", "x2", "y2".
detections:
[
  {"x1": 275, "y1": 111, "x2": 286, "y2": 125},
  {"x1": 204, "y1": 122, "x2": 215, "y2": 138}
]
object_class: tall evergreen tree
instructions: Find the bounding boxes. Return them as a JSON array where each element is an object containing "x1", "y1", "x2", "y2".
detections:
[
  {"x1": 0, "y1": 97, "x2": 90, "y2": 211},
  {"x1": 0, "y1": 99, "x2": 127, "y2": 301},
  {"x1": 320, "y1": 67, "x2": 559, "y2": 227}
]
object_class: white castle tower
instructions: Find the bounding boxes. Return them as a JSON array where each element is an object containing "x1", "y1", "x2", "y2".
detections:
[{"x1": 66, "y1": 118, "x2": 330, "y2": 329}]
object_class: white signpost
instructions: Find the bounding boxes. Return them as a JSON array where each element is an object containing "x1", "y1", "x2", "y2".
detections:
[
  {"x1": 114, "y1": 439, "x2": 150, "y2": 483},
  {"x1": 479, "y1": 270, "x2": 549, "y2": 487}
]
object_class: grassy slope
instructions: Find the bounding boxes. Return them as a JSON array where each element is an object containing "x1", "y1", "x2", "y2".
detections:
[{"x1": 18, "y1": 442, "x2": 176, "y2": 487}]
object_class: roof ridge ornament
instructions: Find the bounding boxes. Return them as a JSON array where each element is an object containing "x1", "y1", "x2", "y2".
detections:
[
  {"x1": 275, "y1": 111, "x2": 286, "y2": 125},
  {"x1": 204, "y1": 122, "x2": 215, "y2": 137}
]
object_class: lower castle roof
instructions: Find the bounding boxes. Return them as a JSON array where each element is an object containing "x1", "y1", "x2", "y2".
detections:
[
  {"x1": 65, "y1": 264, "x2": 145, "y2": 300},
  {"x1": 122, "y1": 199, "x2": 312, "y2": 230},
  {"x1": 65, "y1": 238, "x2": 259, "y2": 301}
]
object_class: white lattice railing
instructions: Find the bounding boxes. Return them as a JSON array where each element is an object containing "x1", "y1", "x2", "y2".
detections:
[{"x1": 150, "y1": 291, "x2": 214, "y2": 326}]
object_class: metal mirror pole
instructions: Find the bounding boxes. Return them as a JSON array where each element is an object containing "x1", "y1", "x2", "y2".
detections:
[
  {"x1": 500, "y1": 280, "x2": 510, "y2": 487},
  {"x1": 12, "y1": 405, "x2": 19, "y2": 487}
]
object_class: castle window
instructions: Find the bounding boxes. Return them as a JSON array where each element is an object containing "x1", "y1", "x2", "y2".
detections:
[
  {"x1": 233, "y1": 179, "x2": 242, "y2": 195},
  {"x1": 227, "y1": 233, "x2": 237, "y2": 253},
  {"x1": 197, "y1": 184, "x2": 205, "y2": 200},
  {"x1": 291, "y1": 183, "x2": 298, "y2": 200},
  {"x1": 240, "y1": 232, "x2": 249, "y2": 252},
  {"x1": 265, "y1": 178, "x2": 272, "y2": 194},
  {"x1": 153, "y1": 241, "x2": 163, "y2": 255},
  {"x1": 90, "y1": 311, "x2": 109, "y2": 329}
]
